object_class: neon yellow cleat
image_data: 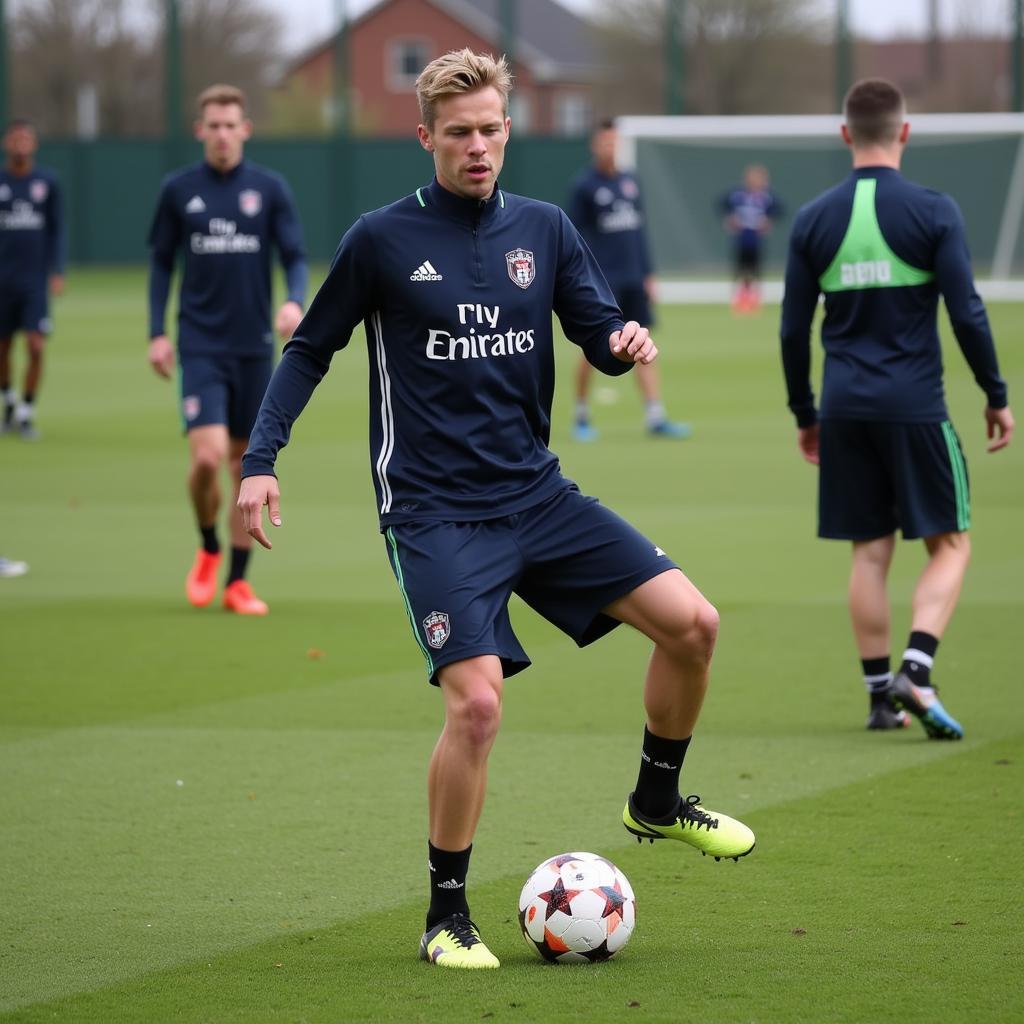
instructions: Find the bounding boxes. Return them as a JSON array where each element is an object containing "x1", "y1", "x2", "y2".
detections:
[
  {"x1": 419, "y1": 914, "x2": 500, "y2": 969},
  {"x1": 623, "y1": 792, "x2": 756, "y2": 862}
]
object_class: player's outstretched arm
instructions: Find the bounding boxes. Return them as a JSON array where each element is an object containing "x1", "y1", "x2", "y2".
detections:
[
  {"x1": 610, "y1": 322, "x2": 657, "y2": 365},
  {"x1": 238, "y1": 475, "x2": 282, "y2": 550},
  {"x1": 985, "y1": 405, "x2": 1015, "y2": 453}
]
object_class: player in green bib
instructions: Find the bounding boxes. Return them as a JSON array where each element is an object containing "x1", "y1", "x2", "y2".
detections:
[{"x1": 780, "y1": 79, "x2": 1014, "y2": 738}]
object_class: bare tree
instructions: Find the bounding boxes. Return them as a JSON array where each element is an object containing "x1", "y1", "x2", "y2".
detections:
[
  {"x1": 8, "y1": 0, "x2": 286, "y2": 137},
  {"x1": 589, "y1": 0, "x2": 832, "y2": 116}
]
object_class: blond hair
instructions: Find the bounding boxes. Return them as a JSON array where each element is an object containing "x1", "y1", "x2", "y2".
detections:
[
  {"x1": 197, "y1": 84, "x2": 247, "y2": 117},
  {"x1": 415, "y1": 49, "x2": 512, "y2": 128}
]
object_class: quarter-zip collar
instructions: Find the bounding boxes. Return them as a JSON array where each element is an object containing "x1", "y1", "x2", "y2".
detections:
[{"x1": 423, "y1": 176, "x2": 503, "y2": 226}]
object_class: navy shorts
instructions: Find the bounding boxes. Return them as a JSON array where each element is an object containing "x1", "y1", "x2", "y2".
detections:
[
  {"x1": 613, "y1": 285, "x2": 654, "y2": 328},
  {"x1": 0, "y1": 286, "x2": 51, "y2": 336},
  {"x1": 818, "y1": 419, "x2": 971, "y2": 541},
  {"x1": 178, "y1": 352, "x2": 273, "y2": 439},
  {"x1": 383, "y1": 486, "x2": 679, "y2": 685}
]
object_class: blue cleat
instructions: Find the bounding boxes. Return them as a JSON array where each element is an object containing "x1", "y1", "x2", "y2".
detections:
[
  {"x1": 573, "y1": 420, "x2": 599, "y2": 442},
  {"x1": 648, "y1": 419, "x2": 692, "y2": 439},
  {"x1": 889, "y1": 673, "x2": 963, "y2": 740}
]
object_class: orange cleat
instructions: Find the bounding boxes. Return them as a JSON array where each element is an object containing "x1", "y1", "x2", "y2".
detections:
[
  {"x1": 223, "y1": 579, "x2": 269, "y2": 616},
  {"x1": 186, "y1": 549, "x2": 221, "y2": 607}
]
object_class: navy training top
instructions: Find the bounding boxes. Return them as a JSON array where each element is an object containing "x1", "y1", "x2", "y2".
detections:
[
  {"x1": 566, "y1": 167, "x2": 652, "y2": 289},
  {"x1": 242, "y1": 177, "x2": 630, "y2": 527},
  {"x1": 780, "y1": 167, "x2": 1007, "y2": 427},
  {"x1": 720, "y1": 186, "x2": 780, "y2": 253},
  {"x1": 0, "y1": 165, "x2": 65, "y2": 290},
  {"x1": 147, "y1": 160, "x2": 308, "y2": 357}
]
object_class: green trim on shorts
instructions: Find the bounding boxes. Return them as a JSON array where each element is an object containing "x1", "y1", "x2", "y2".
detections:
[
  {"x1": 386, "y1": 527, "x2": 434, "y2": 675},
  {"x1": 941, "y1": 420, "x2": 971, "y2": 531}
]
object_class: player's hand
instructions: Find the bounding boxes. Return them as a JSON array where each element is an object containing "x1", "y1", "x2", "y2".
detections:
[
  {"x1": 275, "y1": 301, "x2": 303, "y2": 341},
  {"x1": 797, "y1": 424, "x2": 820, "y2": 465},
  {"x1": 49, "y1": 274, "x2": 65, "y2": 297},
  {"x1": 610, "y1": 322, "x2": 657, "y2": 365},
  {"x1": 985, "y1": 405, "x2": 1014, "y2": 453},
  {"x1": 237, "y1": 474, "x2": 282, "y2": 550},
  {"x1": 148, "y1": 335, "x2": 175, "y2": 379}
]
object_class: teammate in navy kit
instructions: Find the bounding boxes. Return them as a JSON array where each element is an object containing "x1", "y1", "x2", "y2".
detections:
[
  {"x1": 566, "y1": 120, "x2": 690, "y2": 441},
  {"x1": 780, "y1": 79, "x2": 1014, "y2": 738},
  {"x1": 148, "y1": 85, "x2": 307, "y2": 615},
  {"x1": 721, "y1": 165, "x2": 780, "y2": 313},
  {"x1": 239, "y1": 49, "x2": 754, "y2": 970},
  {"x1": 0, "y1": 118, "x2": 65, "y2": 440}
]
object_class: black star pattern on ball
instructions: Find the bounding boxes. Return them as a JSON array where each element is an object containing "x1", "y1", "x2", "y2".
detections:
[
  {"x1": 538, "y1": 878, "x2": 580, "y2": 920},
  {"x1": 598, "y1": 884, "x2": 626, "y2": 919}
]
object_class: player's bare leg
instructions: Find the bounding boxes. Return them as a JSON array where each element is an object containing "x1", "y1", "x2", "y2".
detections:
[
  {"x1": 432, "y1": 656, "x2": 503, "y2": 849},
  {"x1": 184, "y1": 424, "x2": 228, "y2": 607},
  {"x1": 221, "y1": 436, "x2": 268, "y2": 614},
  {"x1": 849, "y1": 534, "x2": 895, "y2": 658},
  {"x1": 912, "y1": 532, "x2": 970, "y2": 638},
  {"x1": 572, "y1": 357, "x2": 597, "y2": 441},
  {"x1": 0, "y1": 336, "x2": 13, "y2": 432},
  {"x1": 608, "y1": 570, "x2": 755, "y2": 860},
  {"x1": 419, "y1": 656, "x2": 503, "y2": 968},
  {"x1": 849, "y1": 535, "x2": 908, "y2": 730}
]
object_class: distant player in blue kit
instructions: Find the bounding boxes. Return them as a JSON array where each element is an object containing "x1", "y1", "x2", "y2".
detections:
[
  {"x1": 0, "y1": 118, "x2": 65, "y2": 440},
  {"x1": 780, "y1": 79, "x2": 1014, "y2": 738},
  {"x1": 148, "y1": 85, "x2": 307, "y2": 615},
  {"x1": 566, "y1": 119, "x2": 690, "y2": 441},
  {"x1": 721, "y1": 164, "x2": 780, "y2": 313},
  {"x1": 239, "y1": 50, "x2": 754, "y2": 970}
]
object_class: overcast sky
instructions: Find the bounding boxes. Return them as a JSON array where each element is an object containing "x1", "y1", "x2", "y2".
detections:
[{"x1": 275, "y1": 0, "x2": 1012, "y2": 53}]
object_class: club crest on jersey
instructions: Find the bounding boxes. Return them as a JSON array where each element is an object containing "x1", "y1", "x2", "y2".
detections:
[
  {"x1": 422, "y1": 611, "x2": 451, "y2": 649},
  {"x1": 30, "y1": 180, "x2": 48, "y2": 203},
  {"x1": 506, "y1": 248, "x2": 535, "y2": 289},
  {"x1": 239, "y1": 189, "x2": 262, "y2": 217}
]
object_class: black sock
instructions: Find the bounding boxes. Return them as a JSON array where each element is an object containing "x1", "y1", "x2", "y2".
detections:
[
  {"x1": 199, "y1": 525, "x2": 219, "y2": 555},
  {"x1": 861, "y1": 656, "x2": 892, "y2": 694},
  {"x1": 426, "y1": 841, "x2": 471, "y2": 929},
  {"x1": 227, "y1": 546, "x2": 251, "y2": 584},
  {"x1": 633, "y1": 726, "x2": 691, "y2": 819},
  {"x1": 901, "y1": 631, "x2": 939, "y2": 687},
  {"x1": 23, "y1": 392, "x2": 34, "y2": 405}
]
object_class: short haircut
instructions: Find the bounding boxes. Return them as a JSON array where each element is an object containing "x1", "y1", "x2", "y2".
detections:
[
  {"x1": 197, "y1": 84, "x2": 246, "y2": 117},
  {"x1": 843, "y1": 78, "x2": 905, "y2": 147},
  {"x1": 6, "y1": 117, "x2": 35, "y2": 132},
  {"x1": 415, "y1": 49, "x2": 512, "y2": 129},
  {"x1": 594, "y1": 118, "x2": 616, "y2": 133}
]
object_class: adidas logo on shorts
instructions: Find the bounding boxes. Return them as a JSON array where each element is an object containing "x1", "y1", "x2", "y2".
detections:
[{"x1": 411, "y1": 260, "x2": 443, "y2": 282}]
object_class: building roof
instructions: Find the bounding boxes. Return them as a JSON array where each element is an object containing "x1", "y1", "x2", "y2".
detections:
[{"x1": 288, "y1": 0, "x2": 601, "y2": 82}]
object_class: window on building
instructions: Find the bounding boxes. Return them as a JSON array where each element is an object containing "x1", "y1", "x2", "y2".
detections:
[
  {"x1": 509, "y1": 94, "x2": 532, "y2": 135},
  {"x1": 553, "y1": 92, "x2": 590, "y2": 136},
  {"x1": 389, "y1": 39, "x2": 431, "y2": 91}
]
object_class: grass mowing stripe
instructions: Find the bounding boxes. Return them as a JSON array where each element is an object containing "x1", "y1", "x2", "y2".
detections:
[{"x1": 5, "y1": 734, "x2": 1020, "y2": 1024}]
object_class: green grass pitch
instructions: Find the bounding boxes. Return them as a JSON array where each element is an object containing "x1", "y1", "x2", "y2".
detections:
[{"x1": 1, "y1": 268, "x2": 1022, "y2": 1023}]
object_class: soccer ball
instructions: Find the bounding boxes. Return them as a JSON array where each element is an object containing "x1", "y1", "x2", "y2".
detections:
[{"x1": 518, "y1": 851, "x2": 636, "y2": 963}]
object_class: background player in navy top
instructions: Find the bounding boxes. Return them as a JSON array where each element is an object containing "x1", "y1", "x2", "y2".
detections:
[
  {"x1": 239, "y1": 49, "x2": 754, "y2": 970},
  {"x1": 780, "y1": 79, "x2": 1013, "y2": 738},
  {"x1": 566, "y1": 120, "x2": 690, "y2": 441},
  {"x1": 148, "y1": 85, "x2": 307, "y2": 616},
  {"x1": 0, "y1": 118, "x2": 65, "y2": 440},
  {"x1": 720, "y1": 164, "x2": 780, "y2": 313}
]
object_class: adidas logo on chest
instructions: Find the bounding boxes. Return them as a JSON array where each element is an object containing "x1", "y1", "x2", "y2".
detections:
[{"x1": 410, "y1": 260, "x2": 443, "y2": 282}]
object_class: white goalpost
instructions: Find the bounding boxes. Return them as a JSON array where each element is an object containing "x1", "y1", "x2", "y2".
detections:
[{"x1": 616, "y1": 113, "x2": 1024, "y2": 302}]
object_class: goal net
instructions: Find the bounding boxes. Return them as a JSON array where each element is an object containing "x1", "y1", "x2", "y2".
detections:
[{"x1": 616, "y1": 113, "x2": 1024, "y2": 301}]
